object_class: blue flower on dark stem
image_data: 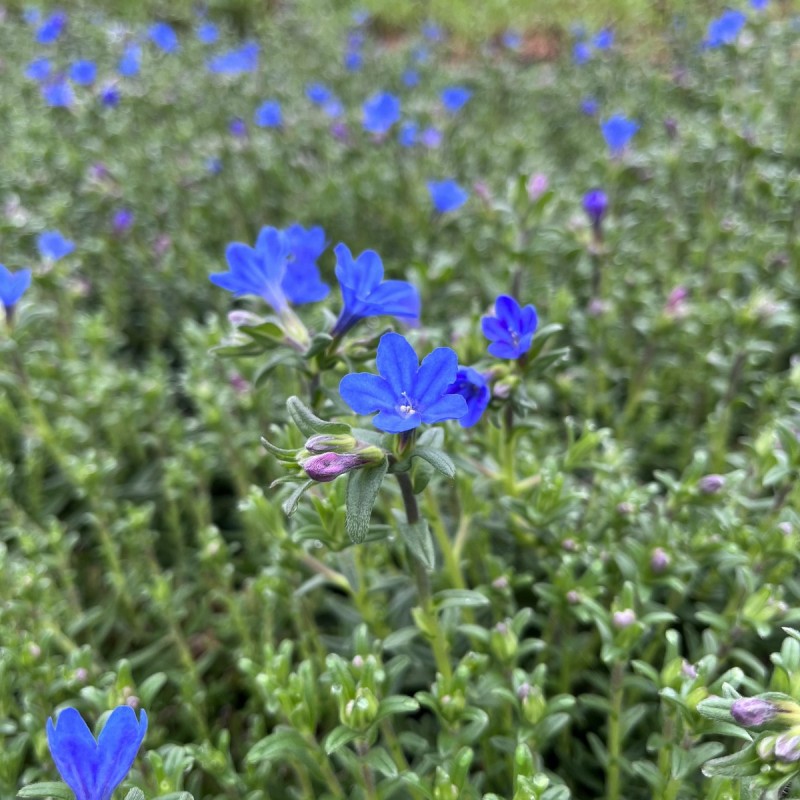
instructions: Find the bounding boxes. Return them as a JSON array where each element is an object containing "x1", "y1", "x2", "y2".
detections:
[
  {"x1": 254, "y1": 100, "x2": 282, "y2": 127},
  {"x1": 582, "y1": 188, "x2": 608, "y2": 227},
  {"x1": 118, "y1": 46, "x2": 140, "y2": 77},
  {"x1": 339, "y1": 332, "x2": 467, "y2": 433},
  {"x1": 69, "y1": 60, "x2": 97, "y2": 85},
  {"x1": 25, "y1": 57, "x2": 52, "y2": 81},
  {"x1": 482, "y1": 295, "x2": 538, "y2": 359},
  {"x1": 38, "y1": 230, "x2": 75, "y2": 260},
  {"x1": 197, "y1": 22, "x2": 218, "y2": 43},
  {"x1": 428, "y1": 180, "x2": 468, "y2": 213},
  {"x1": 446, "y1": 367, "x2": 490, "y2": 427},
  {"x1": 207, "y1": 42, "x2": 259, "y2": 74},
  {"x1": 363, "y1": 92, "x2": 401, "y2": 134},
  {"x1": 306, "y1": 83, "x2": 331, "y2": 105},
  {"x1": 441, "y1": 86, "x2": 472, "y2": 113},
  {"x1": 47, "y1": 706, "x2": 147, "y2": 800},
  {"x1": 149, "y1": 22, "x2": 179, "y2": 53},
  {"x1": 36, "y1": 12, "x2": 67, "y2": 44},
  {"x1": 42, "y1": 79, "x2": 74, "y2": 108},
  {"x1": 601, "y1": 114, "x2": 639, "y2": 155},
  {"x1": 330, "y1": 244, "x2": 420, "y2": 337},
  {"x1": 704, "y1": 10, "x2": 747, "y2": 47},
  {"x1": 0, "y1": 265, "x2": 32, "y2": 313}
]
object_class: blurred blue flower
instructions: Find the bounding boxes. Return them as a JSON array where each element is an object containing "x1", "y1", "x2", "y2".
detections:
[
  {"x1": 229, "y1": 117, "x2": 247, "y2": 137},
  {"x1": 254, "y1": 99, "x2": 282, "y2": 127},
  {"x1": 573, "y1": 41, "x2": 592, "y2": 64},
  {"x1": 582, "y1": 188, "x2": 608, "y2": 228},
  {"x1": 69, "y1": 60, "x2": 97, "y2": 85},
  {"x1": 100, "y1": 85, "x2": 121, "y2": 107},
  {"x1": 149, "y1": 22, "x2": 179, "y2": 53},
  {"x1": 502, "y1": 30, "x2": 522, "y2": 50},
  {"x1": 413, "y1": 46, "x2": 430, "y2": 64},
  {"x1": 704, "y1": 10, "x2": 747, "y2": 47},
  {"x1": 420, "y1": 127, "x2": 442, "y2": 148},
  {"x1": 363, "y1": 92, "x2": 401, "y2": 134},
  {"x1": 344, "y1": 50, "x2": 363, "y2": 71},
  {"x1": 0, "y1": 265, "x2": 32, "y2": 314},
  {"x1": 23, "y1": 7, "x2": 41, "y2": 25},
  {"x1": 25, "y1": 57, "x2": 52, "y2": 81},
  {"x1": 580, "y1": 96, "x2": 599, "y2": 115},
  {"x1": 441, "y1": 86, "x2": 472, "y2": 113},
  {"x1": 399, "y1": 122, "x2": 418, "y2": 147},
  {"x1": 593, "y1": 28, "x2": 614, "y2": 49},
  {"x1": 47, "y1": 706, "x2": 148, "y2": 800},
  {"x1": 446, "y1": 367, "x2": 490, "y2": 427},
  {"x1": 751, "y1": 0, "x2": 768, "y2": 9},
  {"x1": 36, "y1": 11, "x2": 66, "y2": 44},
  {"x1": 197, "y1": 22, "x2": 218, "y2": 43},
  {"x1": 323, "y1": 97, "x2": 344, "y2": 118},
  {"x1": 422, "y1": 21, "x2": 444, "y2": 41},
  {"x1": 306, "y1": 83, "x2": 332, "y2": 105},
  {"x1": 402, "y1": 69, "x2": 419, "y2": 87},
  {"x1": 482, "y1": 295, "x2": 538, "y2": 359},
  {"x1": 331, "y1": 244, "x2": 420, "y2": 337},
  {"x1": 41, "y1": 79, "x2": 74, "y2": 108},
  {"x1": 207, "y1": 42, "x2": 259, "y2": 74},
  {"x1": 339, "y1": 332, "x2": 466, "y2": 433},
  {"x1": 38, "y1": 230, "x2": 74, "y2": 260},
  {"x1": 118, "y1": 45, "x2": 140, "y2": 77},
  {"x1": 352, "y1": 9, "x2": 369, "y2": 25},
  {"x1": 206, "y1": 157, "x2": 222, "y2": 175},
  {"x1": 348, "y1": 32, "x2": 365, "y2": 50},
  {"x1": 283, "y1": 224, "x2": 330, "y2": 303},
  {"x1": 112, "y1": 208, "x2": 134, "y2": 234},
  {"x1": 601, "y1": 114, "x2": 639, "y2": 155},
  {"x1": 427, "y1": 179, "x2": 468, "y2": 213}
]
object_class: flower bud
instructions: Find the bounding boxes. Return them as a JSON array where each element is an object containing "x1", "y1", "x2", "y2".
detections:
[
  {"x1": 582, "y1": 188, "x2": 608, "y2": 228},
  {"x1": 650, "y1": 547, "x2": 670, "y2": 573},
  {"x1": 698, "y1": 474, "x2": 725, "y2": 494},
  {"x1": 731, "y1": 697, "x2": 777, "y2": 728},
  {"x1": 775, "y1": 732, "x2": 800, "y2": 763},
  {"x1": 613, "y1": 609, "x2": 636, "y2": 629},
  {"x1": 527, "y1": 172, "x2": 549, "y2": 201},
  {"x1": 301, "y1": 452, "x2": 374, "y2": 483},
  {"x1": 304, "y1": 433, "x2": 360, "y2": 454}
]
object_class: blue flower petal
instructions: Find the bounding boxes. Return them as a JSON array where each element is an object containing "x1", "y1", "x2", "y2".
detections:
[
  {"x1": 340, "y1": 373, "x2": 396, "y2": 416},
  {"x1": 46, "y1": 709, "x2": 99, "y2": 800},
  {"x1": 487, "y1": 340, "x2": 520, "y2": 359},
  {"x1": 373, "y1": 409, "x2": 421, "y2": 433},
  {"x1": 376, "y1": 332, "x2": 419, "y2": 398},
  {"x1": 419, "y1": 394, "x2": 468, "y2": 424},
  {"x1": 415, "y1": 347, "x2": 459, "y2": 403},
  {"x1": 481, "y1": 316, "x2": 508, "y2": 341},
  {"x1": 359, "y1": 280, "x2": 420, "y2": 319},
  {"x1": 95, "y1": 708, "x2": 147, "y2": 798},
  {"x1": 495, "y1": 295, "x2": 522, "y2": 330},
  {"x1": 334, "y1": 244, "x2": 383, "y2": 297}
]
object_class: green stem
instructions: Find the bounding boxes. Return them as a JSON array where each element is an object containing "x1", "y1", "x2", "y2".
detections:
[{"x1": 606, "y1": 661, "x2": 625, "y2": 800}]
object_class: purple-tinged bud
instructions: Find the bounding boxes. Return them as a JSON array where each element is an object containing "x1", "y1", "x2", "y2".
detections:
[
  {"x1": 492, "y1": 576, "x2": 509, "y2": 590},
  {"x1": 616, "y1": 501, "x2": 633, "y2": 515},
  {"x1": 698, "y1": 474, "x2": 725, "y2": 494},
  {"x1": 774, "y1": 732, "x2": 800, "y2": 762},
  {"x1": 74, "y1": 667, "x2": 88, "y2": 682},
  {"x1": 352, "y1": 655, "x2": 364, "y2": 668},
  {"x1": 331, "y1": 122, "x2": 349, "y2": 142},
  {"x1": 650, "y1": 547, "x2": 670, "y2": 573},
  {"x1": 779, "y1": 522, "x2": 793, "y2": 536},
  {"x1": 681, "y1": 660, "x2": 698, "y2": 679},
  {"x1": 302, "y1": 452, "x2": 374, "y2": 482},
  {"x1": 125, "y1": 694, "x2": 140, "y2": 708},
  {"x1": 154, "y1": 234, "x2": 171, "y2": 257},
  {"x1": 473, "y1": 181, "x2": 492, "y2": 203},
  {"x1": 527, "y1": 172, "x2": 549, "y2": 201},
  {"x1": 731, "y1": 697, "x2": 777, "y2": 728},
  {"x1": 112, "y1": 208, "x2": 134, "y2": 235},
  {"x1": 229, "y1": 373, "x2": 250, "y2": 394},
  {"x1": 29, "y1": 643, "x2": 42, "y2": 658},
  {"x1": 229, "y1": 117, "x2": 247, "y2": 138},
  {"x1": 665, "y1": 285, "x2": 689, "y2": 318},
  {"x1": 228, "y1": 310, "x2": 262, "y2": 328},
  {"x1": 304, "y1": 433, "x2": 360, "y2": 455},
  {"x1": 588, "y1": 298, "x2": 609, "y2": 317},
  {"x1": 566, "y1": 590, "x2": 581, "y2": 605},
  {"x1": 582, "y1": 188, "x2": 608, "y2": 228},
  {"x1": 517, "y1": 682, "x2": 532, "y2": 701},
  {"x1": 613, "y1": 609, "x2": 636, "y2": 629}
]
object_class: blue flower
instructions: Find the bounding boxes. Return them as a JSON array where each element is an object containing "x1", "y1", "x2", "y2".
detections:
[
  {"x1": 25, "y1": 58, "x2": 52, "y2": 81},
  {"x1": 331, "y1": 244, "x2": 420, "y2": 337},
  {"x1": 420, "y1": 127, "x2": 442, "y2": 148},
  {"x1": 197, "y1": 22, "x2": 219, "y2": 43},
  {"x1": 112, "y1": 208, "x2": 134, "y2": 234},
  {"x1": 399, "y1": 122, "x2": 418, "y2": 147},
  {"x1": 580, "y1": 96, "x2": 599, "y2": 116},
  {"x1": 69, "y1": 60, "x2": 97, "y2": 85},
  {"x1": 502, "y1": 30, "x2": 522, "y2": 50},
  {"x1": 344, "y1": 50, "x2": 363, "y2": 71},
  {"x1": 149, "y1": 22, "x2": 179, "y2": 53},
  {"x1": 441, "y1": 86, "x2": 472, "y2": 113},
  {"x1": 23, "y1": 7, "x2": 41, "y2": 25},
  {"x1": 306, "y1": 83, "x2": 332, "y2": 105},
  {"x1": 206, "y1": 157, "x2": 222, "y2": 175},
  {"x1": 446, "y1": 367, "x2": 490, "y2": 427},
  {"x1": 427, "y1": 180, "x2": 468, "y2": 213},
  {"x1": 704, "y1": 10, "x2": 747, "y2": 47},
  {"x1": 482, "y1": 295, "x2": 538, "y2": 359},
  {"x1": 118, "y1": 45, "x2": 140, "y2": 77},
  {"x1": 422, "y1": 21, "x2": 444, "y2": 42},
  {"x1": 601, "y1": 114, "x2": 639, "y2": 155},
  {"x1": 38, "y1": 230, "x2": 75, "y2": 260},
  {"x1": 210, "y1": 226, "x2": 327, "y2": 312},
  {"x1": 339, "y1": 332, "x2": 466, "y2": 433},
  {"x1": 36, "y1": 11, "x2": 67, "y2": 44},
  {"x1": 0, "y1": 265, "x2": 32, "y2": 313},
  {"x1": 582, "y1": 188, "x2": 608, "y2": 227},
  {"x1": 41, "y1": 79, "x2": 74, "y2": 107},
  {"x1": 254, "y1": 99, "x2": 282, "y2": 127},
  {"x1": 229, "y1": 117, "x2": 247, "y2": 137},
  {"x1": 283, "y1": 224, "x2": 330, "y2": 303},
  {"x1": 47, "y1": 706, "x2": 147, "y2": 800},
  {"x1": 593, "y1": 28, "x2": 614, "y2": 49},
  {"x1": 402, "y1": 69, "x2": 419, "y2": 87},
  {"x1": 751, "y1": 0, "x2": 768, "y2": 9},
  {"x1": 573, "y1": 41, "x2": 592, "y2": 64},
  {"x1": 352, "y1": 9, "x2": 369, "y2": 25},
  {"x1": 323, "y1": 97, "x2": 344, "y2": 118},
  {"x1": 363, "y1": 92, "x2": 401, "y2": 135},
  {"x1": 207, "y1": 42, "x2": 259, "y2": 74},
  {"x1": 100, "y1": 85, "x2": 121, "y2": 107}
]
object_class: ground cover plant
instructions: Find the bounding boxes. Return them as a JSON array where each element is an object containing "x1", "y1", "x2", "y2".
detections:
[{"x1": 2, "y1": 1, "x2": 800, "y2": 799}]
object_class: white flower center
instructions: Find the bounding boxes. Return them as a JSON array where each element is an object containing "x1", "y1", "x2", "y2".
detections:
[{"x1": 397, "y1": 392, "x2": 418, "y2": 418}]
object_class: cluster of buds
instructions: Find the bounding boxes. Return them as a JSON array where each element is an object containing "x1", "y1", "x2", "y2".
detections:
[
  {"x1": 327, "y1": 652, "x2": 385, "y2": 732},
  {"x1": 732, "y1": 696, "x2": 800, "y2": 764},
  {"x1": 297, "y1": 433, "x2": 385, "y2": 483}
]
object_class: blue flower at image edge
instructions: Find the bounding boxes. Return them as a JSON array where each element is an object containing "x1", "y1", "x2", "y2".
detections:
[
  {"x1": 331, "y1": 244, "x2": 420, "y2": 337},
  {"x1": 47, "y1": 706, "x2": 147, "y2": 800},
  {"x1": 363, "y1": 92, "x2": 401, "y2": 134},
  {"x1": 428, "y1": 180, "x2": 468, "y2": 213},
  {"x1": 340, "y1": 332, "x2": 467, "y2": 433},
  {"x1": 446, "y1": 367, "x2": 490, "y2": 427},
  {"x1": 38, "y1": 231, "x2": 75, "y2": 260},
  {"x1": 601, "y1": 114, "x2": 639, "y2": 155},
  {"x1": 482, "y1": 295, "x2": 539, "y2": 359},
  {"x1": 0, "y1": 265, "x2": 32, "y2": 311}
]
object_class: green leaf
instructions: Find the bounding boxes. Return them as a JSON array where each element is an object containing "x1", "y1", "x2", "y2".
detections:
[
  {"x1": 364, "y1": 746, "x2": 398, "y2": 778},
  {"x1": 123, "y1": 790, "x2": 147, "y2": 800},
  {"x1": 411, "y1": 448, "x2": 456, "y2": 479},
  {"x1": 374, "y1": 695, "x2": 420, "y2": 723},
  {"x1": 247, "y1": 728, "x2": 310, "y2": 764},
  {"x1": 324, "y1": 725, "x2": 359, "y2": 754},
  {"x1": 282, "y1": 479, "x2": 314, "y2": 516},
  {"x1": 260, "y1": 436, "x2": 299, "y2": 462},
  {"x1": 346, "y1": 458, "x2": 388, "y2": 543},
  {"x1": 138, "y1": 672, "x2": 168, "y2": 706},
  {"x1": 239, "y1": 321, "x2": 285, "y2": 343},
  {"x1": 16, "y1": 783, "x2": 73, "y2": 800},
  {"x1": 254, "y1": 351, "x2": 298, "y2": 388},
  {"x1": 701, "y1": 744, "x2": 761, "y2": 779},
  {"x1": 286, "y1": 396, "x2": 350, "y2": 436},
  {"x1": 305, "y1": 332, "x2": 333, "y2": 358},
  {"x1": 400, "y1": 519, "x2": 435, "y2": 570},
  {"x1": 434, "y1": 589, "x2": 489, "y2": 611}
]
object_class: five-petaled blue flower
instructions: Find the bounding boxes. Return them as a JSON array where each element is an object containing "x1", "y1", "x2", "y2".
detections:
[
  {"x1": 306, "y1": 83, "x2": 332, "y2": 105},
  {"x1": 207, "y1": 42, "x2": 259, "y2": 74},
  {"x1": 25, "y1": 57, "x2": 52, "y2": 81},
  {"x1": 362, "y1": 92, "x2": 401, "y2": 135},
  {"x1": 482, "y1": 295, "x2": 539, "y2": 359},
  {"x1": 601, "y1": 114, "x2": 639, "y2": 155},
  {"x1": 441, "y1": 86, "x2": 472, "y2": 113},
  {"x1": 704, "y1": 10, "x2": 747, "y2": 47},
  {"x1": 446, "y1": 367, "x2": 490, "y2": 427},
  {"x1": 118, "y1": 46, "x2": 141, "y2": 77},
  {"x1": 0, "y1": 264, "x2": 32, "y2": 314},
  {"x1": 69, "y1": 60, "x2": 97, "y2": 86},
  {"x1": 38, "y1": 230, "x2": 75, "y2": 260},
  {"x1": 254, "y1": 100, "x2": 282, "y2": 128},
  {"x1": 47, "y1": 706, "x2": 147, "y2": 800},
  {"x1": 339, "y1": 332, "x2": 467, "y2": 433},
  {"x1": 36, "y1": 11, "x2": 67, "y2": 44},
  {"x1": 149, "y1": 22, "x2": 179, "y2": 53},
  {"x1": 331, "y1": 244, "x2": 420, "y2": 337},
  {"x1": 428, "y1": 179, "x2": 468, "y2": 213}
]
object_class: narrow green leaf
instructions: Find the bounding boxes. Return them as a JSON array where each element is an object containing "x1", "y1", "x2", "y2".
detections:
[
  {"x1": 374, "y1": 695, "x2": 420, "y2": 723},
  {"x1": 364, "y1": 746, "x2": 399, "y2": 777},
  {"x1": 246, "y1": 728, "x2": 310, "y2": 763},
  {"x1": 434, "y1": 589, "x2": 489, "y2": 610},
  {"x1": 260, "y1": 436, "x2": 299, "y2": 462},
  {"x1": 400, "y1": 519, "x2": 435, "y2": 570},
  {"x1": 17, "y1": 783, "x2": 73, "y2": 800},
  {"x1": 287, "y1": 396, "x2": 350, "y2": 436},
  {"x1": 324, "y1": 725, "x2": 359, "y2": 755},
  {"x1": 123, "y1": 789, "x2": 146, "y2": 800},
  {"x1": 412, "y1": 447, "x2": 456, "y2": 479},
  {"x1": 282, "y1": 479, "x2": 314, "y2": 516},
  {"x1": 239, "y1": 321, "x2": 285, "y2": 343},
  {"x1": 346, "y1": 459, "x2": 388, "y2": 543}
]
